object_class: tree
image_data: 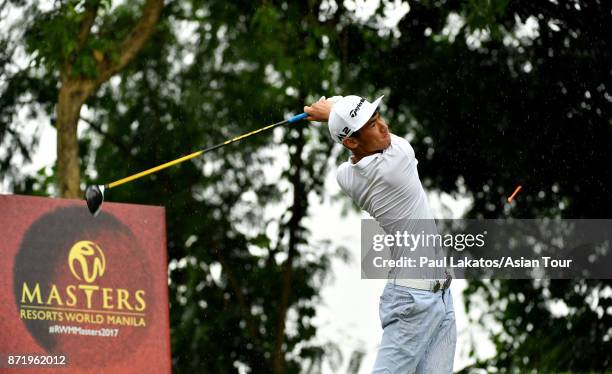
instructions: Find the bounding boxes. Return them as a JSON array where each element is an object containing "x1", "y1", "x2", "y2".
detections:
[
  {"x1": 6, "y1": 0, "x2": 610, "y2": 372},
  {"x1": 22, "y1": 0, "x2": 163, "y2": 197}
]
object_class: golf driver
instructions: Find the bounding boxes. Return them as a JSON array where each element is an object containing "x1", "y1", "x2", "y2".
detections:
[{"x1": 85, "y1": 112, "x2": 308, "y2": 216}]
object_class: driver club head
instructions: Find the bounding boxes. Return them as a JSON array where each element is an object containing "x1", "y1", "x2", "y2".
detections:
[{"x1": 85, "y1": 185, "x2": 105, "y2": 216}]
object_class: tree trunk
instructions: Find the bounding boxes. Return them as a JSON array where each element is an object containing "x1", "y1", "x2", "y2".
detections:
[{"x1": 56, "y1": 80, "x2": 92, "y2": 198}]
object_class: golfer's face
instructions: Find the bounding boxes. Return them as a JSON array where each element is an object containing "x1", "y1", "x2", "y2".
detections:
[{"x1": 357, "y1": 111, "x2": 391, "y2": 151}]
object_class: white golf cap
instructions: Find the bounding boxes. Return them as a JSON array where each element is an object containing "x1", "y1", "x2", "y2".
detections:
[{"x1": 328, "y1": 95, "x2": 384, "y2": 143}]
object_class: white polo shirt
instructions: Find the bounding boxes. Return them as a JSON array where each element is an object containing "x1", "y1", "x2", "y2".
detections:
[
  {"x1": 336, "y1": 134, "x2": 433, "y2": 223},
  {"x1": 336, "y1": 133, "x2": 447, "y2": 280}
]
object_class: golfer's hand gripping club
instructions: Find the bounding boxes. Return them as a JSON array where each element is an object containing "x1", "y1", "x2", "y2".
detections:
[{"x1": 85, "y1": 112, "x2": 308, "y2": 216}]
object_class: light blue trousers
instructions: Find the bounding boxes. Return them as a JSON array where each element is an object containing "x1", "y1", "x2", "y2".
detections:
[{"x1": 372, "y1": 283, "x2": 457, "y2": 373}]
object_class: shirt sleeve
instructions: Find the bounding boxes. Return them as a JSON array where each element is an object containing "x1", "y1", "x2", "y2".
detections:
[
  {"x1": 391, "y1": 134, "x2": 416, "y2": 162},
  {"x1": 335, "y1": 163, "x2": 350, "y2": 194}
]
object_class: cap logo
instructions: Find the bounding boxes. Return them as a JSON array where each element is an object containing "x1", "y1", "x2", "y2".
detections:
[
  {"x1": 337, "y1": 126, "x2": 351, "y2": 141},
  {"x1": 349, "y1": 98, "x2": 365, "y2": 118}
]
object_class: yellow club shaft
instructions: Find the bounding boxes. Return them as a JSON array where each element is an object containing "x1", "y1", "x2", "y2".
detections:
[
  {"x1": 104, "y1": 113, "x2": 307, "y2": 190},
  {"x1": 107, "y1": 150, "x2": 203, "y2": 189}
]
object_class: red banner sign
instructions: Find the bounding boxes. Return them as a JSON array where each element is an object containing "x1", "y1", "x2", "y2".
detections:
[{"x1": 0, "y1": 194, "x2": 171, "y2": 372}]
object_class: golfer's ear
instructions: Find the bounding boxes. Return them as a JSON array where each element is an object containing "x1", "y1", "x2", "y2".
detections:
[{"x1": 342, "y1": 137, "x2": 358, "y2": 149}]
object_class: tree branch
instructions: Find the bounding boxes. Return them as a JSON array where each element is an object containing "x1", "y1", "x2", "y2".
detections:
[
  {"x1": 75, "y1": 3, "x2": 99, "y2": 52},
  {"x1": 5, "y1": 125, "x2": 33, "y2": 163},
  {"x1": 95, "y1": 0, "x2": 164, "y2": 85},
  {"x1": 60, "y1": 2, "x2": 99, "y2": 80}
]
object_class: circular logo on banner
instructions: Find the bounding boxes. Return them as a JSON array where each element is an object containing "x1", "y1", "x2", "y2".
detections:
[
  {"x1": 13, "y1": 206, "x2": 154, "y2": 369},
  {"x1": 68, "y1": 241, "x2": 107, "y2": 283}
]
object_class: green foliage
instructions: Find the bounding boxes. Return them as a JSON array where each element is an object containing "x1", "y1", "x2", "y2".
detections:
[
  {"x1": 462, "y1": 0, "x2": 509, "y2": 38},
  {"x1": 3, "y1": 0, "x2": 611, "y2": 372},
  {"x1": 23, "y1": 0, "x2": 141, "y2": 79}
]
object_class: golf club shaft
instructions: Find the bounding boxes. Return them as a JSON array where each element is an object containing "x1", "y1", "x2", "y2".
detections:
[{"x1": 105, "y1": 113, "x2": 308, "y2": 189}]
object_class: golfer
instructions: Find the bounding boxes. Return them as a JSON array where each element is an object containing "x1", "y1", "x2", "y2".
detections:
[{"x1": 304, "y1": 95, "x2": 456, "y2": 373}]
